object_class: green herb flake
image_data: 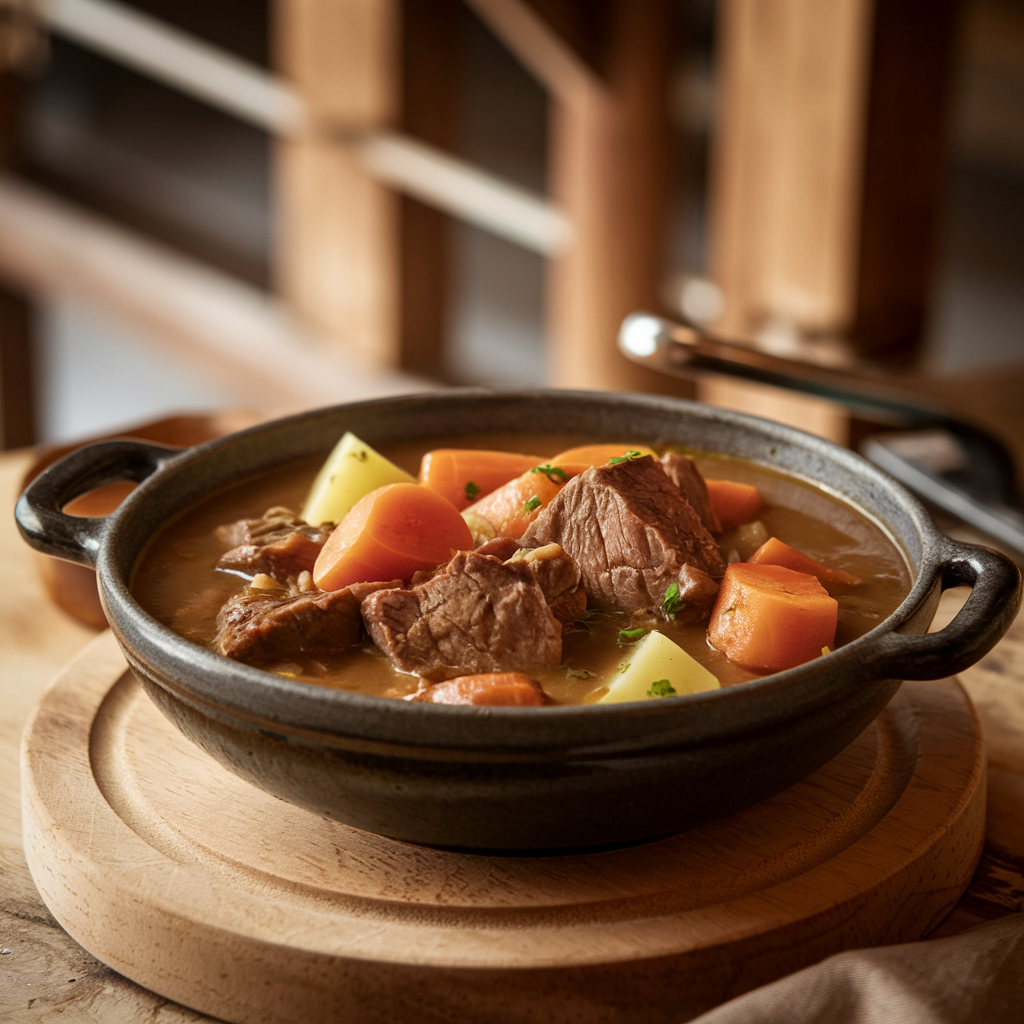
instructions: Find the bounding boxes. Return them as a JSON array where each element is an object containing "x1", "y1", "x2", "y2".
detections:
[
  {"x1": 464, "y1": 480, "x2": 480, "y2": 501},
  {"x1": 618, "y1": 662, "x2": 631, "y2": 674},
  {"x1": 531, "y1": 463, "x2": 569, "y2": 484},
  {"x1": 349, "y1": 449, "x2": 369, "y2": 462},
  {"x1": 566, "y1": 607, "x2": 613, "y2": 635},
  {"x1": 647, "y1": 679, "x2": 677, "y2": 698},
  {"x1": 522, "y1": 495, "x2": 542, "y2": 514},
  {"x1": 566, "y1": 667, "x2": 598, "y2": 680},
  {"x1": 660, "y1": 582, "x2": 687, "y2": 620},
  {"x1": 608, "y1": 449, "x2": 643, "y2": 465},
  {"x1": 617, "y1": 626, "x2": 648, "y2": 646}
]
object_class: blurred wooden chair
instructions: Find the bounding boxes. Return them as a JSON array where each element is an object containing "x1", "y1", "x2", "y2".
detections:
[{"x1": 0, "y1": 0, "x2": 963, "y2": 448}]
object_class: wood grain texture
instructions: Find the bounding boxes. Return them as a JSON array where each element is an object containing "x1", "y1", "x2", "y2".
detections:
[
  {"x1": 708, "y1": 0, "x2": 960, "y2": 363},
  {"x1": 20, "y1": 632, "x2": 985, "y2": 1024},
  {"x1": 545, "y1": 0, "x2": 684, "y2": 394},
  {"x1": 274, "y1": 0, "x2": 402, "y2": 368}
]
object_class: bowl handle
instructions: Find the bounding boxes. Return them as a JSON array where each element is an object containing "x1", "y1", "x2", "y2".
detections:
[
  {"x1": 15, "y1": 440, "x2": 181, "y2": 568},
  {"x1": 866, "y1": 539, "x2": 1021, "y2": 680}
]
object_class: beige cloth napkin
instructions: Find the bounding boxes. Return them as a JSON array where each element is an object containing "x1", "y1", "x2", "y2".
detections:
[{"x1": 690, "y1": 913, "x2": 1024, "y2": 1023}]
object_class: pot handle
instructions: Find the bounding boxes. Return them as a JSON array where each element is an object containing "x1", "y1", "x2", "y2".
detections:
[
  {"x1": 866, "y1": 540, "x2": 1021, "y2": 680},
  {"x1": 15, "y1": 440, "x2": 181, "y2": 568}
]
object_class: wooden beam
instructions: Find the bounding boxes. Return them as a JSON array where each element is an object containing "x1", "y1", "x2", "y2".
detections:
[
  {"x1": 0, "y1": 68, "x2": 35, "y2": 449},
  {"x1": 853, "y1": 0, "x2": 962, "y2": 363},
  {"x1": 463, "y1": 0, "x2": 604, "y2": 105},
  {"x1": 274, "y1": 0, "x2": 402, "y2": 369},
  {"x1": 0, "y1": 283, "x2": 35, "y2": 450},
  {"x1": 710, "y1": 0, "x2": 875, "y2": 344},
  {"x1": 702, "y1": 0, "x2": 961, "y2": 438},
  {"x1": 546, "y1": 0, "x2": 683, "y2": 393},
  {"x1": 709, "y1": 0, "x2": 960, "y2": 361},
  {"x1": 0, "y1": 176, "x2": 428, "y2": 409},
  {"x1": 397, "y1": 0, "x2": 459, "y2": 379}
]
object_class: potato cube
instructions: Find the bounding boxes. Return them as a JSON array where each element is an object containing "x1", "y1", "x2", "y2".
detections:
[{"x1": 598, "y1": 630, "x2": 720, "y2": 704}]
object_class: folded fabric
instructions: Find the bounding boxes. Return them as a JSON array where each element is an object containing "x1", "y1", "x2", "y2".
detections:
[{"x1": 690, "y1": 912, "x2": 1024, "y2": 1024}]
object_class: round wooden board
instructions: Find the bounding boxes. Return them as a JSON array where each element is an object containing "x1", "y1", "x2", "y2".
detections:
[{"x1": 22, "y1": 632, "x2": 985, "y2": 1024}]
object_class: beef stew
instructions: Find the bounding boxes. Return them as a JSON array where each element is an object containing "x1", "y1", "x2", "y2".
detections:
[{"x1": 134, "y1": 433, "x2": 911, "y2": 704}]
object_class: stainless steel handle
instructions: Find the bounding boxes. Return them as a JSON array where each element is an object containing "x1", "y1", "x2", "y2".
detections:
[{"x1": 618, "y1": 313, "x2": 1024, "y2": 558}]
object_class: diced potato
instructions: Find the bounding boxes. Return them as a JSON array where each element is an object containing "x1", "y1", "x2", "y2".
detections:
[
  {"x1": 598, "y1": 630, "x2": 720, "y2": 704},
  {"x1": 301, "y1": 432, "x2": 415, "y2": 526}
]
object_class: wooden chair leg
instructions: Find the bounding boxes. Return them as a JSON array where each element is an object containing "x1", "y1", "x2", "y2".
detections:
[
  {"x1": 273, "y1": 0, "x2": 401, "y2": 370},
  {"x1": 0, "y1": 283, "x2": 35, "y2": 449},
  {"x1": 397, "y1": 0, "x2": 461, "y2": 379}
]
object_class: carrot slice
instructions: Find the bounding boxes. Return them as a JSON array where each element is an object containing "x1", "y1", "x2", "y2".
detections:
[
  {"x1": 705, "y1": 479, "x2": 763, "y2": 531},
  {"x1": 313, "y1": 483, "x2": 472, "y2": 591},
  {"x1": 707, "y1": 562, "x2": 838, "y2": 672},
  {"x1": 550, "y1": 444, "x2": 657, "y2": 475},
  {"x1": 463, "y1": 470, "x2": 564, "y2": 539},
  {"x1": 409, "y1": 672, "x2": 546, "y2": 706},
  {"x1": 418, "y1": 449, "x2": 546, "y2": 510},
  {"x1": 748, "y1": 536, "x2": 861, "y2": 592}
]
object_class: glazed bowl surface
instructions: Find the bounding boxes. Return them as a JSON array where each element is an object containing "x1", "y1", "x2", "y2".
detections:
[{"x1": 16, "y1": 391, "x2": 1021, "y2": 849}]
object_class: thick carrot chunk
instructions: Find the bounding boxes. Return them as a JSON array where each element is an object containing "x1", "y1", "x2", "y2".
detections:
[
  {"x1": 313, "y1": 483, "x2": 473, "y2": 591},
  {"x1": 408, "y1": 672, "x2": 546, "y2": 706},
  {"x1": 463, "y1": 470, "x2": 564, "y2": 539},
  {"x1": 550, "y1": 444, "x2": 657, "y2": 475},
  {"x1": 418, "y1": 449, "x2": 546, "y2": 510},
  {"x1": 707, "y1": 562, "x2": 838, "y2": 672},
  {"x1": 705, "y1": 479, "x2": 763, "y2": 531},
  {"x1": 748, "y1": 536, "x2": 861, "y2": 592}
]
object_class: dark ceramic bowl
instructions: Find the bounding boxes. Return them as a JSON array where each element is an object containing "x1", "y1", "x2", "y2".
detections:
[{"x1": 16, "y1": 391, "x2": 1022, "y2": 850}]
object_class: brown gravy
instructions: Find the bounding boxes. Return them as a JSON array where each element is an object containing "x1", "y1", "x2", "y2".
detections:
[{"x1": 133, "y1": 434, "x2": 912, "y2": 703}]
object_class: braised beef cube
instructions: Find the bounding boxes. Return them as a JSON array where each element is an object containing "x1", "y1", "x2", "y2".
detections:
[
  {"x1": 405, "y1": 672, "x2": 546, "y2": 705},
  {"x1": 361, "y1": 551, "x2": 563, "y2": 681},
  {"x1": 216, "y1": 506, "x2": 333, "y2": 580},
  {"x1": 660, "y1": 453, "x2": 721, "y2": 533},
  {"x1": 504, "y1": 543, "x2": 586, "y2": 626},
  {"x1": 215, "y1": 574, "x2": 399, "y2": 665},
  {"x1": 521, "y1": 456, "x2": 724, "y2": 619},
  {"x1": 475, "y1": 536, "x2": 522, "y2": 562}
]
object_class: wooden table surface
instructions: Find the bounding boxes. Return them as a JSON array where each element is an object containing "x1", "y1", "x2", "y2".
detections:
[{"x1": 1, "y1": 446, "x2": 1023, "y2": 1021}]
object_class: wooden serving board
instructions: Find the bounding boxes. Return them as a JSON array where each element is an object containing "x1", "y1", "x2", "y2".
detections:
[{"x1": 21, "y1": 632, "x2": 986, "y2": 1024}]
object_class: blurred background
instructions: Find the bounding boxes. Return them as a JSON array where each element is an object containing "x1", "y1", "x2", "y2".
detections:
[{"x1": 0, "y1": 0, "x2": 1020, "y2": 452}]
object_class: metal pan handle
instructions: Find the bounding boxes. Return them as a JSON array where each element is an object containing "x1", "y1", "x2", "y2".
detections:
[{"x1": 15, "y1": 440, "x2": 180, "y2": 567}]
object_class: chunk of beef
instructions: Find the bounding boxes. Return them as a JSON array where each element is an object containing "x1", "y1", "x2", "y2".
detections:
[
  {"x1": 660, "y1": 453, "x2": 721, "y2": 533},
  {"x1": 521, "y1": 456, "x2": 724, "y2": 619},
  {"x1": 215, "y1": 573, "x2": 399, "y2": 665},
  {"x1": 361, "y1": 551, "x2": 563, "y2": 680},
  {"x1": 216, "y1": 507, "x2": 333, "y2": 580},
  {"x1": 504, "y1": 543, "x2": 586, "y2": 626},
  {"x1": 475, "y1": 536, "x2": 522, "y2": 561},
  {"x1": 405, "y1": 672, "x2": 546, "y2": 705}
]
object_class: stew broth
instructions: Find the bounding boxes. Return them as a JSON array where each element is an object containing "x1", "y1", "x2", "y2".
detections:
[{"x1": 133, "y1": 434, "x2": 912, "y2": 703}]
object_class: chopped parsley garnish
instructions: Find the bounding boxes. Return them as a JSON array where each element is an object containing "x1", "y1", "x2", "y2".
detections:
[
  {"x1": 617, "y1": 626, "x2": 648, "y2": 646},
  {"x1": 660, "y1": 582, "x2": 686, "y2": 620},
  {"x1": 522, "y1": 495, "x2": 542, "y2": 514},
  {"x1": 608, "y1": 449, "x2": 643, "y2": 465},
  {"x1": 464, "y1": 480, "x2": 480, "y2": 501},
  {"x1": 566, "y1": 667, "x2": 598, "y2": 679},
  {"x1": 531, "y1": 463, "x2": 569, "y2": 484},
  {"x1": 647, "y1": 679, "x2": 677, "y2": 697},
  {"x1": 349, "y1": 449, "x2": 369, "y2": 462},
  {"x1": 565, "y1": 607, "x2": 612, "y2": 635}
]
